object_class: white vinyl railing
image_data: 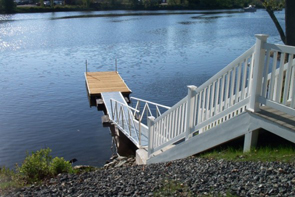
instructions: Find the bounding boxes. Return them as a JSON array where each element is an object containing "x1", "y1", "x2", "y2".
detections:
[
  {"x1": 258, "y1": 43, "x2": 295, "y2": 115},
  {"x1": 148, "y1": 45, "x2": 256, "y2": 155},
  {"x1": 148, "y1": 34, "x2": 295, "y2": 156}
]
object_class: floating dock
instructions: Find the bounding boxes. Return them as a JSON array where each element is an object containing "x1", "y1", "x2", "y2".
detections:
[{"x1": 85, "y1": 71, "x2": 132, "y2": 107}]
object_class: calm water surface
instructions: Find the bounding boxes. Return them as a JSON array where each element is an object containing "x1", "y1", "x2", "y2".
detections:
[{"x1": 0, "y1": 9, "x2": 284, "y2": 168}]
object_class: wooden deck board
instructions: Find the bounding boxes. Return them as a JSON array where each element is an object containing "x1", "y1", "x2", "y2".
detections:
[
  {"x1": 85, "y1": 71, "x2": 132, "y2": 95},
  {"x1": 256, "y1": 106, "x2": 295, "y2": 131}
]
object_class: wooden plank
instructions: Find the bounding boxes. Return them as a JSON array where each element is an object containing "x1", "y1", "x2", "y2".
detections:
[{"x1": 85, "y1": 71, "x2": 132, "y2": 95}]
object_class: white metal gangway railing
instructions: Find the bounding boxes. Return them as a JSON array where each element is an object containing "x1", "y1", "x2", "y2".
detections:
[
  {"x1": 109, "y1": 96, "x2": 171, "y2": 148},
  {"x1": 147, "y1": 34, "x2": 295, "y2": 157}
]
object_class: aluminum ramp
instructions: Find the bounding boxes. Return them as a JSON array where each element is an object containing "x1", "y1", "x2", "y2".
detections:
[{"x1": 101, "y1": 92, "x2": 148, "y2": 148}]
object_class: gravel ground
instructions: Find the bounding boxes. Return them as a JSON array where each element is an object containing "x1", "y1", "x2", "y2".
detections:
[{"x1": 4, "y1": 157, "x2": 295, "y2": 196}]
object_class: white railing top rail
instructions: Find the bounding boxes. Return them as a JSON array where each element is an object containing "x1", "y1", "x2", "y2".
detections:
[
  {"x1": 131, "y1": 97, "x2": 171, "y2": 124},
  {"x1": 131, "y1": 97, "x2": 171, "y2": 110},
  {"x1": 110, "y1": 98, "x2": 139, "y2": 114},
  {"x1": 264, "y1": 43, "x2": 295, "y2": 54},
  {"x1": 153, "y1": 96, "x2": 188, "y2": 123}
]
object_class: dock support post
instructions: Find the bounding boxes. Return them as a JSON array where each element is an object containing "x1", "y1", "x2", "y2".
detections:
[
  {"x1": 115, "y1": 59, "x2": 117, "y2": 72},
  {"x1": 243, "y1": 129, "x2": 259, "y2": 152},
  {"x1": 248, "y1": 34, "x2": 268, "y2": 112},
  {"x1": 85, "y1": 60, "x2": 88, "y2": 74},
  {"x1": 148, "y1": 116, "x2": 155, "y2": 157},
  {"x1": 185, "y1": 85, "x2": 197, "y2": 140}
]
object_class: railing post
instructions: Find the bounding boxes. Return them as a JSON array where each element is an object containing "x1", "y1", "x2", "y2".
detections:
[
  {"x1": 248, "y1": 34, "x2": 268, "y2": 112},
  {"x1": 185, "y1": 85, "x2": 197, "y2": 140},
  {"x1": 148, "y1": 116, "x2": 155, "y2": 157},
  {"x1": 139, "y1": 115, "x2": 142, "y2": 147}
]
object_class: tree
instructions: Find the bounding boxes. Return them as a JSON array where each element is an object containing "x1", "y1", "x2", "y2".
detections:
[
  {"x1": 262, "y1": 0, "x2": 295, "y2": 46},
  {"x1": 0, "y1": 0, "x2": 15, "y2": 13}
]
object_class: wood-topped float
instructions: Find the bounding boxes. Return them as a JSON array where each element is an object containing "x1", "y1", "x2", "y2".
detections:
[{"x1": 85, "y1": 71, "x2": 132, "y2": 106}]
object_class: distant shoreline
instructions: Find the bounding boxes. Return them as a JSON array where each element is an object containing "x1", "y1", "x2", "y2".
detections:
[{"x1": 9, "y1": 5, "x2": 254, "y2": 14}]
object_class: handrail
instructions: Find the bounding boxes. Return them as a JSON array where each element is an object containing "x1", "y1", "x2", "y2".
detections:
[
  {"x1": 131, "y1": 97, "x2": 171, "y2": 110},
  {"x1": 131, "y1": 97, "x2": 171, "y2": 125},
  {"x1": 110, "y1": 98, "x2": 139, "y2": 113},
  {"x1": 195, "y1": 45, "x2": 255, "y2": 93}
]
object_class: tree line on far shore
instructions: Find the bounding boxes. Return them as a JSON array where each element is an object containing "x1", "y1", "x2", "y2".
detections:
[{"x1": 0, "y1": 0, "x2": 271, "y2": 14}]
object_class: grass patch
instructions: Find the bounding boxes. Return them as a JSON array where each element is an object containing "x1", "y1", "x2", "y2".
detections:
[
  {"x1": 154, "y1": 179, "x2": 192, "y2": 196},
  {"x1": 200, "y1": 145, "x2": 295, "y2": 163},
  {"x1": 0, "y1": 166, "x2": 26, "y2": 194}
]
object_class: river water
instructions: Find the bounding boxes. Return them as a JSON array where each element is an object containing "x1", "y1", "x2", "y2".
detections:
[{"x1": 0, "y1": 9, "x2": 284, "y2": 168}]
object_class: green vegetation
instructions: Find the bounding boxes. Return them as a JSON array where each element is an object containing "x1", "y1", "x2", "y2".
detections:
[
  {"x1": 0, "y1": 0, "x2": 15, "y2": 13},
  {"x1": 1, "y1": 0, "x2": 267, "y2": 14},
  {"x1": 154, "y1": 179, "x2": 192, "y2": 196},
  {"x1": 0, "y1": 148, "x2": 75, "y2": 194},
  {"x1": 200, "y1": 146, "x2": 295, "y2": 163},
  {"x1": 0, "y1": 166, "x2": 24, "y2": 194}
]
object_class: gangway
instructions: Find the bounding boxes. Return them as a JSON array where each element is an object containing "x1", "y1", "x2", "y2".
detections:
[{"x1": 101, "y1": 91, "x2": 148, "y2": 148}]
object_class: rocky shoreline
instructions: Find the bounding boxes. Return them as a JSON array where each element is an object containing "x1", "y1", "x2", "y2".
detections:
[{"x1": 4, "y1": 156, "x2": 295, "y2": 196}]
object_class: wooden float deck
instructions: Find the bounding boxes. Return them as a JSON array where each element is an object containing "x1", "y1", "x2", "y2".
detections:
[{"x1": 85, "y1": 71, "x2": 132, "y2": 96}]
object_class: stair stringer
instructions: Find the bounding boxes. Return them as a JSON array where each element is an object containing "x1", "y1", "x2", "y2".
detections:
[
  {"x1": 147, "y1": 111, "x2": 295, "y2": 164},
  {"x1": 147, "y1": 112, "x2": 257, "y2": 164}
]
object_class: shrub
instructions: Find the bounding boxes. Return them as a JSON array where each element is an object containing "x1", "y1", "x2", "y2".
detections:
[
  {"x1": 17, "y1": 148, "x2": 52, "y2": 183},
  {"x1": 50, "y1": 157, "x2": 73, "y2": 175}
]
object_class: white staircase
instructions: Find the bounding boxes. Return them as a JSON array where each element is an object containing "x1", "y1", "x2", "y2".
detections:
[{"x1": 108, "y1": 34, "x2": 295, "y2": 164}]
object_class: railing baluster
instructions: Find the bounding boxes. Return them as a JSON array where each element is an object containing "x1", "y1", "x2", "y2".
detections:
[
  {"x1": 115, "y1": 102, "x2": 118, "y2": 122},
  {"x1": 262, "y1": 50, "x2": 271, "y2": 98},
  {"x1": 180, "y1": 103, "x2": 185, "y2": 133},
  {"x1": 160, "y1": 116, "x2": 165, "y2": 144},
  {"x1": 197, "y1": 91, "x2": 203, "y2": 124},
  {"x1": 283, "y1": 55, "x2": 293, "y2": 104},
  {"x1": 205, "y1": 85, "x2": 211, "y2": 120},
  {"x1": 138, "y1": 113, "x2": 141, "y2": 147},
  {"x1": 275, "y1": 53, "x2": 286, "y2": 103},
  {"x1": 120, "y1": 106, "x2": 124, "y2": 130},
  {"x1": 128, "y1": 109, "x2": 131, "y2": 134},
  {"x1": 214, "y1": 78, "x2": 220, "y2": 116},
  {"x1": 224, "y1": 71, "x2": 231, "y2": 110},
  {"x1": 241, "y1": 58, "x2": 248, "y2": 99},
  {"x1": 209, "y1": 81, "x2": 216, "y2": 118},
  {"x1": 219, "y1": 75, "x2": 225, "y2": 114},
  {"x1": 229, "y1": 66, "x2": 236, "y2": 106},
  {"x1": 201, "y1": 88, "x2": 207, "y2": 122},
  {"x1": 269, "y1": 51, "x2": 278, "y2": 100},
  {"x1": 235, "y1": 63, "x2": 242, "y2": 104},
  {"x1": 291, "y1": 64, "x2": 295, "y2": 108},
  {"x1": 247, "y1": 53, "x2": 255, "y2": 99},
  {"x1": 193, "y1": 94, "x2": 199, "y2": 126}
]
